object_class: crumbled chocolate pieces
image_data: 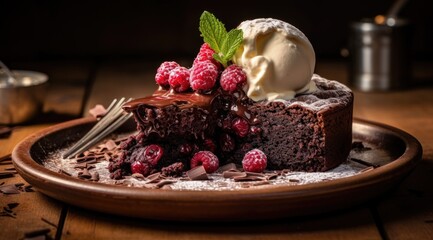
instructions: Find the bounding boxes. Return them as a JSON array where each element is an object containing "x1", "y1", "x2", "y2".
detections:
[
  {"x1": 186, "y1": 166, "x2": 209, "y2": 180},
  {"x1": 0, "y1": 154, "x2": 12, "y2": 165},
  {"x1": 0, "y1": 183, "x2": 34, "y2": 194},
  {"x1": 0, "y1": 126, "x2": 13, "y2": 138},
  {"x1": 350, "y1": 158, "x2": 380, "y2": 168},
  {"x1": 351, "y1": 141, "x2": 372, "y2": 152},
  {"x1": 0, "y1": 202, "x2": 19, "y2": 218}
]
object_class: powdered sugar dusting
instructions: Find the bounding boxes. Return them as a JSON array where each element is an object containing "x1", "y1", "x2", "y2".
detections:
[
  {"x1": 277, "y1": 74, "x2": 353, "y2": 112},
  {"x1": 42, "y1": 142, "x2": 371, "y2": 191}
]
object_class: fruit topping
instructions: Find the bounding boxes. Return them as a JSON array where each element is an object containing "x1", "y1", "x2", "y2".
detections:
[
  {"x1": 131, "y1": 161, "x2": 152, "y2": 176},
  {"x1": 155, "y1": 61, "x2": 180, "y2": 87},
  {"x1": 168, "y1": 66, "x2": 191, "y2": 92},
  {"x1": 203, "y1": 138, "x2": 217, "y2": 152},
  {"x1": 190, "y1": 151, "x2": 220, "y2": 173},
  {"x1": 190, "y1": 60, "x2": 219, "y2": 91},
  {"x1": 193, "y1": 43, "x2": 220, "y2": 68},
  {"x1": 220, "y1": 64, "x2": 247, "y2": 92},
  {"x1": 231, "y1": 117, "x2": 249, "y2": 137},
  {"x1": 242, "y1": 149, "x2": 267, "y2": 173},
  {"x1": 143, "y1": 144, "x2": 164, "y2": 167}
]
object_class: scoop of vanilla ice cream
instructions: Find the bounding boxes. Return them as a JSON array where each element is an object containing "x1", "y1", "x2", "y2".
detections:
[{"x1": 233, "y1": 18, "x2": 317, "y2": 101}]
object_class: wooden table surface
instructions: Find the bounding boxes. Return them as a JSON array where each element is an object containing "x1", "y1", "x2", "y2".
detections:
[{"x1": 1, "y1": 60, "x2": 433, "y2": 240}]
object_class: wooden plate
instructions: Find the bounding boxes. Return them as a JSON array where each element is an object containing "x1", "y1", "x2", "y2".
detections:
[{"x1": 12, "y1": 118, "x2": 422, "y2": 221}]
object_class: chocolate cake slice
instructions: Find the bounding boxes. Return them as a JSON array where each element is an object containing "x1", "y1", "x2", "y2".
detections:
[
  {"x1": 108, "y1": 74, "x2": 352, "y2": 179},
  {"x1": 107, "y1": 12, "x2": 354, "y2": 179}
]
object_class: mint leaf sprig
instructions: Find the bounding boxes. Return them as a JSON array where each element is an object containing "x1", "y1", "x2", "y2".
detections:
[{"x1": 199, "y1": 11, "x2": 243, "y2": 68}]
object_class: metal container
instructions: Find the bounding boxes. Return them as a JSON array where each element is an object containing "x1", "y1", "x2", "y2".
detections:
[
  {"x1": 0, "y1": 70, "x2": 48, "y2": 125},
  {"x1": 348, "y1": 19, "x2": 412, "y2": 91}
]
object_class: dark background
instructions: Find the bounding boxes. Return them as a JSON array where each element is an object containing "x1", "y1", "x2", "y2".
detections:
[{"x1": 1, "y1": 0, "x2": 432, "y2": 63}]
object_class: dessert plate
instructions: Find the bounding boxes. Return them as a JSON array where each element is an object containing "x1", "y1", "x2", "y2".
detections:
[{"x1": 12, "y1": 118, "x2": 422, "y2": 221}]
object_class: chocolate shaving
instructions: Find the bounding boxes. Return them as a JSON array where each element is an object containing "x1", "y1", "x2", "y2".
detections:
[
  {"x1": 0, "y1": 126, "x2": 13, "y2": 138},
  {"x1": 155, "y1": 179, "x2": 177, "y2": 188},
  {"x1": 0, "y1": 171, "x2": 15, "y2": 179},
  {"x1": 186, "y1": 166, "x2": 209, "y2": 180},
  {"x1": 0, "y1": 184, "x2": 20, "y2": 194},
  {"x1": 24, "y1": 185, "x2": 34, "y2": 192},
  {"x1": 90, "y1": 172, "x2": 100, "y2": 182},
  {"x1": 78, "y1": 168, "x2": 91, "y2": 179},
  {"x1": 265, "y1": 173, "x2": 279, "y2": 180},
  {"x1": 350, "y1": 158, "x2": 380, "y2": 168},
  {"x1": 223, "y1": 170, "x2": 247, "y2": 179},
  {"x1": 58, "y1": 169, "x2": 72, "y2": 176},
  {"x1": 89, "y1": 104, "x2": 107, "y2": 118},
  {"x1": 24, "y1": 228, "x2": 51, "y2": 238},
  {"x1": 0, "y1": 154, "x2": 12, "y2": 165},
  {"x1": 218, "y1": 163, "x2": 238, "y2": 172},
  {"x1": 74, "y1": 163, "x2": 88, "y2": 169},
  {"x1": 233, "y1": 175, "x2": 265, "y2": 182},
  {"x1": 131, "y1": 173, "x2": 145, "y2": 180},
  {"x1": 288, "y1": 179, "x2": 300, "y2": 182},
  {"x1": 7, "y1": 202, "x2": 19, "y2": 209},
  {"x1": 41, "y1": 217, "x2": 58, "y2": 228},
  {"x1": 360, "y1": 166, "x2": 375, "y2": 173},
  {"x1": 105, "y1": 140, "x2": 117, "y2": 151}
]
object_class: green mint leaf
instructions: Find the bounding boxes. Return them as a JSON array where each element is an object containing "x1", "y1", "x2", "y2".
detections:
[
  {"x1": 199, "y1": 11, "x2": 244, "y2": 68},
  {"x1": 222, "y1": 29, "x2": 243, "y2": 63},
  {"x1": 212, "y1": 53, "x2": 225, "y2": 66},
  {"x1": 199, "y1": 11, "x2": 227, "y2": 53}
]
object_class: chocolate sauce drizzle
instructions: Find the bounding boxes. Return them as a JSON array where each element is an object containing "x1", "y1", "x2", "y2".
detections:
[{"x1": 122, "y1": 87, "x2": 259, "y2": 126}]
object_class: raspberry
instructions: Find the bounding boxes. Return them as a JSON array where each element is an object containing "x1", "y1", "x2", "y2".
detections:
[
  {"x1": 193, "y1": 43, "x2": 220, "y2": 68},
  {"x1": 168, "y1": 66, "x2": 190, "y2": 92},
  {"x1": 190, "y1": 151, "x2": 219, "y2": 173},
  {"x1": 143, "y1": 144, "x2": 164, "y2": 167},
  {"x1": 131, "y1": 161, "x2": 152, "y2": 176},
  {"x1": 190, "y1": 60, "x2": 219, "y2": 91},
  {"x1": 232, "y1": 117, "x2": 249, "y2": 137},
  {"x1": 242, "y1": 149, "x2": 267, "y2": 173},
  {"x1": 203, "y1": 138, "x2": 216, "y2": 153},
  {"x1": 155, "y1": 61, "x2": 180, "y2": 87},
  {"x1": 220, "y1": 64, "x2": 247, "y2": 92}
]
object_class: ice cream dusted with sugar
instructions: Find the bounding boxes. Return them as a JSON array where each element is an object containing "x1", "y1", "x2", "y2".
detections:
[{"x1": 233, "y1": 18, "x2": 317, "y2": 101}]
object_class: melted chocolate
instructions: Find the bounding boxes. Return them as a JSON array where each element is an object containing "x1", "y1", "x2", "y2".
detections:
[
  {"x1": 123, "y1": 88, "x2": 216, "y2": 111},
  {"x1": 122, "y1": 87, "x2": 260, "y2": 138}
]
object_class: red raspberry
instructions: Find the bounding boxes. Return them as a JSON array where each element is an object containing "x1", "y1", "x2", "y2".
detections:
[
  {"x1": 203, "y1": 138, "x2": 216, "y2": 153},
  {"x1": 143, "y1": 144, "x2": 164, "y2": 167},
  {"x1": 131, "y1": 161, "x2": 152, "y2": 176},
  {"x1": 155, "y1": 61, "x2": 180, "y2": 87},
  {"x1": 190, "y1": 60, "x2": 219, "y2": 91},
  {"x1": 193, "y1": 43, "x2": 220, "y2": 68},
  {"x1": 242, "y1": 149, "x2": 267, "y2": 173},
  {"x1": 220, "y1": 64, "x2": 247, "y2": 92},
  {"x1": 232, "y1": 117, "x2": 249, "y2": 137},
  {"x1": 168, "y1": 66, "x2": 190, "y2": 92},
  {"x1": 190, "y1": 151, "x2": 219, "y2": 173}
]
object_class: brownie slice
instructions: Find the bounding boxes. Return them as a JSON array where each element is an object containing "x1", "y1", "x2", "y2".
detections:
[{"x1": 109, "y1": 74, "x2": 353, "y2": 178}]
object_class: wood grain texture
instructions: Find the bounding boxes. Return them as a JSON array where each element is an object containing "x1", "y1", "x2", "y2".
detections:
[
  {"x1": 62, "y1": 206, "x2": 381, "y2": 240},
  {"x1": 0, "y1": 125, "x2": 64, "y2": 240}
]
